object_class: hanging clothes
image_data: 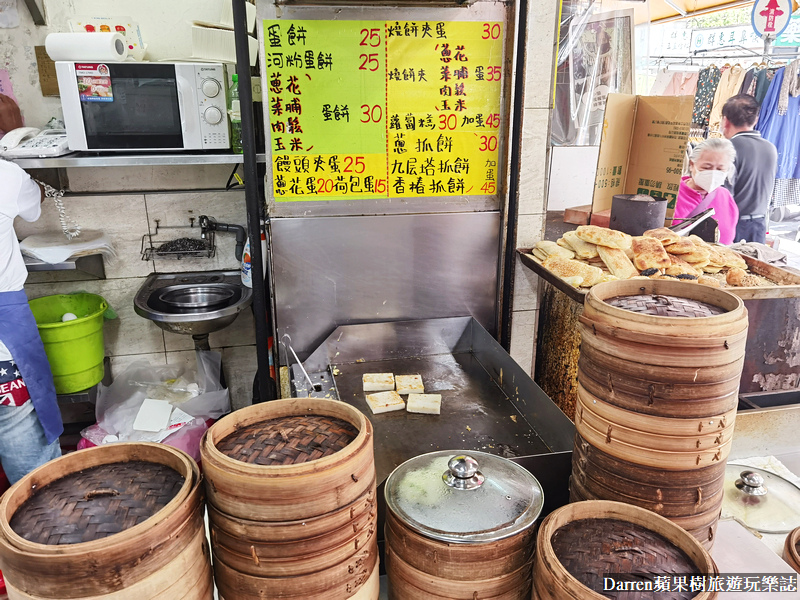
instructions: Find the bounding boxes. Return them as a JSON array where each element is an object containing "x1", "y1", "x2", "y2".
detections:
[
  {"x1": 650, "y1": 68, "x2": 674, "y2": 96},
  {"x1": 739, "y1": 65, "x2": 761, "y2": 96},
  {"x1": 754, "y1": 68, "x2": 779, "y2": 105},
  {"x1": 756, "y1": 67, "x2": 800, "y2": 182},
  {"x1": 663, "y1": 71, "x2": 699, "y2": 96},
  {"x1": 708, "y1": 64, "x2": 747, "y2": 132},
  {"x1": 771, "y1": 179, "x2": 800, "y2": 208},
  {"x1": 692, "y1": 66, "x2": 721, "y2": 128},
  {"x1": 778, "y1": 60, "x2": 800, "y2": 116}
]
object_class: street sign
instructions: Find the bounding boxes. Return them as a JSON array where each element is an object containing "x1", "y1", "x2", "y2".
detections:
[{"x1": 751, "y1": 0, "x2": 793, "y2": 38}]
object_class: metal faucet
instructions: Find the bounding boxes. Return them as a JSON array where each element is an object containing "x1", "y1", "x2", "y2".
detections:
[{"x1": 199, "y1": 215, "x2": 247, "y2": 261}]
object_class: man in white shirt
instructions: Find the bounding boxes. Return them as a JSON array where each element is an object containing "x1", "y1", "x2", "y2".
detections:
[{"x1": 0, "y1": 97, "x2": 63, "y2": 483}]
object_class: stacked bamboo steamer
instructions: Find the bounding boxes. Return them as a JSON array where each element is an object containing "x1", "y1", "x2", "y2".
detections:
[
  {"x1": 200, "y1": 398, "x2": 379, "y2": 600},
  {"x1": 384, "y1": 451, "x2": 544, "y2": 600},
  {"x1": 784, "y1": 527, "x2": 800, "y2": 573},
  {"x1": 571, "y1": 279, "x2": 748, "y2": 550},
  {"x1": 533, "y1": 500, "x2": 719, "y2": 600},
  {"x1": 0, "y1": 443, "x2": 210, "y2": 600}
]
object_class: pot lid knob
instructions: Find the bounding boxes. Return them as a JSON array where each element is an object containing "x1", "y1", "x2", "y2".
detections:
[
  {"x1": 443, "y1": 455, "x2": 485, "y2": 490},
  {"x1": 736, "y1": 470, "x2": 767, "y2": 496}
]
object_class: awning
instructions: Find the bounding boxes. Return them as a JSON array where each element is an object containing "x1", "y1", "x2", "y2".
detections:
[{"x1": 600, "y1": 0, "x2": 799, "y2": 26}]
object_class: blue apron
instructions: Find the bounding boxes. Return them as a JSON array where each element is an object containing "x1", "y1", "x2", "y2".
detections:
[{"x1": 0, "y1": 290, "x2": 63, "y2": 444}]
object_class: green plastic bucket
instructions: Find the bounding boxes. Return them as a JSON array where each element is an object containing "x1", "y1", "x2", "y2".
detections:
[{"x1": 28, "y1": 293, "x2": 107, "y2": 394}]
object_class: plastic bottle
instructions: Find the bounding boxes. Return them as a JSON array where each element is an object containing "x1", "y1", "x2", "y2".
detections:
[
  {"x1": 240, "y1": 221, "x2": 267, "y2": 288},
  {"x1": 228, "y1": 74, "x2": 243, "y2": 154},
  {"x1": 241, "y1": 236, "x2": 252, "y2": 288}
]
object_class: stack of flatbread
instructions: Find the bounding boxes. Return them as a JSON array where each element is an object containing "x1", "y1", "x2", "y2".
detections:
[{"x1": 527, "y1": 224, "x2": 775, "y2": 290}]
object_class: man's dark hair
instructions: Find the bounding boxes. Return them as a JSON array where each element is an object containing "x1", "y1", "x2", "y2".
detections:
[{"x1": 721, "y1": 94, "x2": 760, "y2": 128}]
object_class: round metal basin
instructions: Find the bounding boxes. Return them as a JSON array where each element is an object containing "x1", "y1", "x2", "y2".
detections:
[
  {"x1": 157, "y1": 285, "x2": 236, "y2": 311},
  {"x1": 134, "y1": 271, "x2": 252, "y2": 336}
]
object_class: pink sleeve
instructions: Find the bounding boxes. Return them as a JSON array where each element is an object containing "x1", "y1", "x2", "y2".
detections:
[{"x1": 673, "y1": 181, "x2": 694, "y2": 220}]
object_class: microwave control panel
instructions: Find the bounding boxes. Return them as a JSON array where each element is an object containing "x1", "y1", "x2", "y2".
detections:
[{"x1": 194, "y1": 64, "x2": 230, "y2": 150}]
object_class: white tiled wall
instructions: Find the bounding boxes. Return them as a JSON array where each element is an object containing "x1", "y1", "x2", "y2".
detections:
[
  {"x1": 508, "y1": 0, "x2": 559, "y2": 374},
  {"x1": 17, "y1": 188, "x2": 257, "y2": 408}
]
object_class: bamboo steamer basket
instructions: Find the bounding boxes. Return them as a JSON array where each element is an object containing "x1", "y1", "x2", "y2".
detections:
[
  {"x1": 576, "y1": 387, "x2": 734, "y2": 453},
  {"x1": 572, "y1": 281, "x2": 747, "y2": 551},
  {"x1": 385, "y1": 451, "x2": 544, "y2": 600},
  {"x1": 218, "y1": 556, "x2": 381, "y2": 600},
  {"x1": 532, "y1": 500, "x2": 719, "y2": 600},
  {"x1": 386, "y1": 545, "x2": 532, "y2": 600},
  {"x1": 0, "y1": 443, "x2": 208, "y2": 600},
  {"x1": 213, "y1": 540, "x2": 378, "y2": 600},
  {"x1": 201, "y1": 397, "x2": 374, "y2": 521},
  {"x1": 207, "y1": 477, "x2": 376, "y2": 543},
  {"x1": 572, "y1": 433, "x2": 727, "y2": 492},
  {"x1": 784, "y1": 527, "x2": 800, "y2": 573},
  {"x1": 210, "y1": 481, "x2": 377, "y2": 577},
  {"x1": 202, "y1": 398, "x2": 378, "y2": 600}
]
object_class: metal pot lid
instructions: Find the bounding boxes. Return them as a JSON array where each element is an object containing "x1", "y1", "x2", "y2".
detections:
[
  {"x1": 721, "y1": 464, "x2": 800, "y2": 533},
  {"x1": 384, "y1": 450, "x2": 544, "y2": 544}
]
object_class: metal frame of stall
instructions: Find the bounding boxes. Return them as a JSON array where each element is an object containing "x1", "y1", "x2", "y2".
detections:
[{"x1": 242, "y1": 0, "x2": 530, "y2": 395}]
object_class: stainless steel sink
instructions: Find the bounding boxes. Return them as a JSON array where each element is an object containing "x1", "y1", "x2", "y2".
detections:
[{"x1": 134, "y1": 271, "x2": 252, "y2": 336}]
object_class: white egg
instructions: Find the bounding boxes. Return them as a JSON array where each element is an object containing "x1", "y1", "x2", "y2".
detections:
[{"x1": 61, "y1": 312, "x2": 78, "y2": 322}]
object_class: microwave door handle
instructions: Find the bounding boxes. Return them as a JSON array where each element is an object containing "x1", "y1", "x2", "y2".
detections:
[
  {"x1": 176, "y1": 84, "x2": 187, "y2": 132},
  {"x1": 175, "y1": 75, "x2": 201, "y2": 148}
]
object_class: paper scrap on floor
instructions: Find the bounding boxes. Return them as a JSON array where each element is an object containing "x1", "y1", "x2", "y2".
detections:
[{"x1": 133, "y1": 398, "x2": 174, "y2": 432}]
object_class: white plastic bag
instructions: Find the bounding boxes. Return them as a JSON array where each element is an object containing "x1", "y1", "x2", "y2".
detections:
[{"x1": 81, "y1": 351, "x2": 229, "y2": 461}]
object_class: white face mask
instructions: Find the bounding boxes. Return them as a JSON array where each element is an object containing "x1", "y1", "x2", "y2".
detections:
[{"x1": 693, "y1": 169, "x2": 728, "y2": 193}]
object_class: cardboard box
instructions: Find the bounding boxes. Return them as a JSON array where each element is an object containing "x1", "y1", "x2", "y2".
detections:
[{"x1": 591, "y1": 94, "x2": 693, "y2": 220}]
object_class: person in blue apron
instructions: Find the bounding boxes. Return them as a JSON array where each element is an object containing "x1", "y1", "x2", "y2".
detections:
[{"x1": 0, "y1": 158, "x2": 63, "y2": 484}]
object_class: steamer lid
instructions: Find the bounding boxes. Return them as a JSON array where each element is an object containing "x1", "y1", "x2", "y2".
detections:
[
  {"x1": 721, "y1": 464, "x2": 800, "y2": 533},
  {"x1": 384, "y1": 450, "x2": 544, "y2": 544}
]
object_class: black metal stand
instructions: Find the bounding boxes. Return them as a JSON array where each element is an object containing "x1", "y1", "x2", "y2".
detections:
[
  {"x1": 233, "y1": 0, "x2": 274, "y2": 402},
  {"x1": 500, "y1": 0, "x2": 529, "y2": 351}
]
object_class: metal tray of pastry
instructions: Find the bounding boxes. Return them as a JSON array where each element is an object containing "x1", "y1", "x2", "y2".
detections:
[
  {"x1": 517, "y1": 248, "x2": 587, "y2": 303},
  {"x1": 518, "y1": 247, "x2": 800, "y2": 303}
]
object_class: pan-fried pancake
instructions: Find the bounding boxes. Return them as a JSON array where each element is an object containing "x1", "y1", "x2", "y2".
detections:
[
  {"x1": 575, "y1": 225, "x2": 632, "y2": 250},
  {"x1": 631, "y1": 236, "x2": 671, "y2": 270},
  {"x1": 597, "y1": 246, "x2": 639, "y2": 279}
]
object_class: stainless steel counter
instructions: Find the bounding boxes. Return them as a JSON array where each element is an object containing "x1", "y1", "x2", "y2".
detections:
[{"x1": 295, "y1": 316, "x2": 575, "y2": 485}]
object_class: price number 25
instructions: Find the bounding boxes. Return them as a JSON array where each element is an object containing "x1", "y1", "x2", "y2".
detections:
[{"x1": 359, "y1": 28, "x2": 381, "y2": 72}]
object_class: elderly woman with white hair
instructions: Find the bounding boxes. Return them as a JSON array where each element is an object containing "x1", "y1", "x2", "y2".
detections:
[{"x1": 674, "y1": 137, "x2": 739, "y2": 245}]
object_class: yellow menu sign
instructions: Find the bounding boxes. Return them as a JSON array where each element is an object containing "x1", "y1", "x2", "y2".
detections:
[{"x1": 264, "y1": 20, "x2": 504, "y2": 201}]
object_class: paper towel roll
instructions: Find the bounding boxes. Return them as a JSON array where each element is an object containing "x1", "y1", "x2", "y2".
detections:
[{"x1": 45, "y1": 32, "x2": 128, "y2": 62}]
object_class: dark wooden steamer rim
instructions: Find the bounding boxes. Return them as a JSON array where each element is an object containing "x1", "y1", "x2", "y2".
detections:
[
  {"x1": 551, "y1": 517, "x2": 699, "y2": 600},
  {"x1": 9, "y1": 461, "x2": 184, "y2": 546},
  {"x1": 215, "y1": 415, "x2": 358, "y2": 465}
]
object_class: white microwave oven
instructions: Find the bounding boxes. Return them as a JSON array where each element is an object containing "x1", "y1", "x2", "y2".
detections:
[{"x1": 55, "y1": 61, "x2": 230, "y2": 151}]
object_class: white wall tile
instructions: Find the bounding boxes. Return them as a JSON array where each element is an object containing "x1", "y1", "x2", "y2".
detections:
[
  {"x1": 25, "y1": 277, "x2": 167, "y2": 357},
  {"x1": 144, "y1": 190, "x2": 248, "y2": 274},
  {"x1": 66, "y1": 165, "x2": 237, "y2": 193},
  {"x1": 524, "y1": 0, "x2": 559, "y2": 110},
  {"x1": 14, "y1": 194, "x2": 153, "y2": 279},
  {"x1": 163, "y1": 308, "x2": 257, "y2": 352},
  {"x1": 221, "y1": 346, "x2": 258, "y2": 411},
  {"x1": 518, "y1": 108, "x2": 550, "y2": 215},
  {"x1": 512, "y1": 256, "x2": 540, "y2": 312},
  {"x1": 509, "y1": 309, "x2": 539, "y2": 376},
  {"x1": 515, "y1": 213, "x2": 545, "y2": 249}
]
